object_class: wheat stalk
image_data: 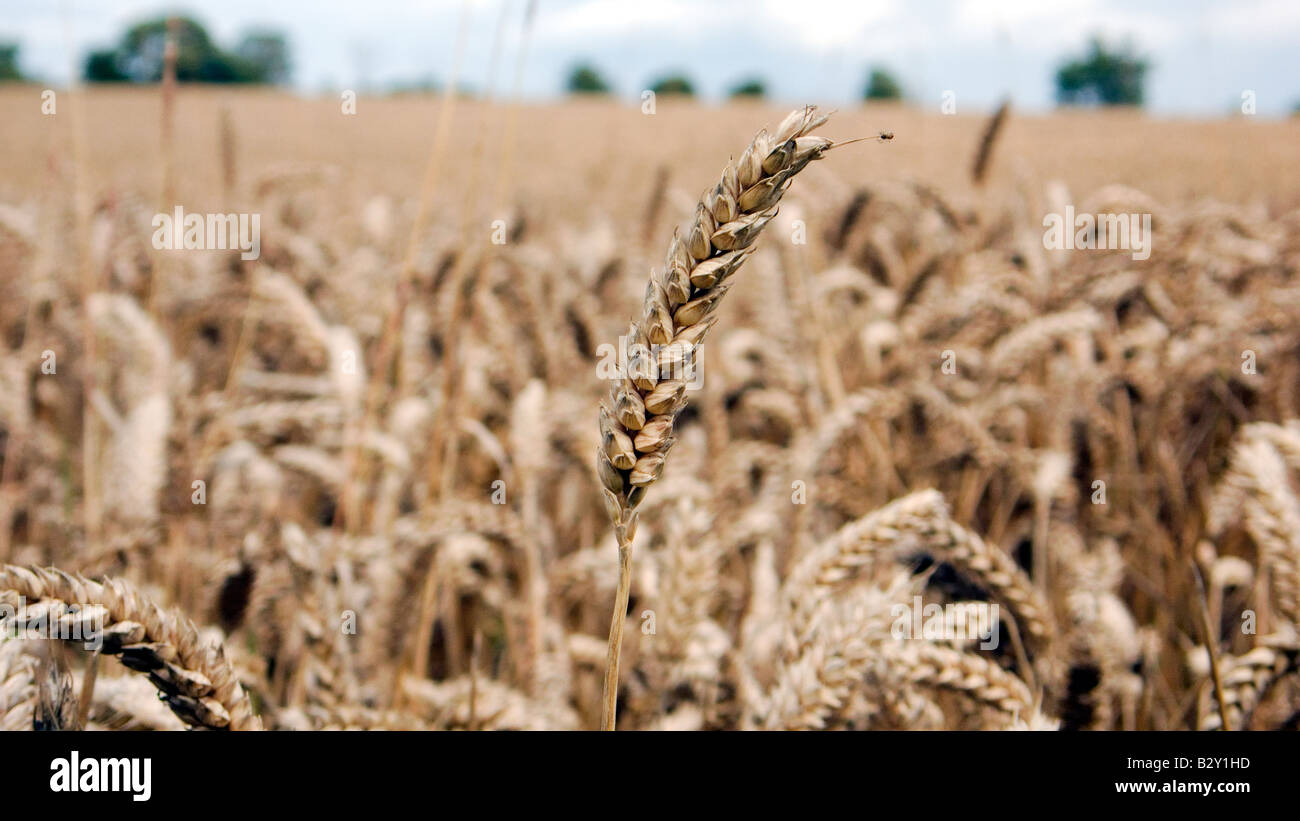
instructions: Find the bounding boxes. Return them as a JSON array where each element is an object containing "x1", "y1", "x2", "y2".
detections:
[{"x1": 595, "y1": 106, "x2": 839, "y2": 729}]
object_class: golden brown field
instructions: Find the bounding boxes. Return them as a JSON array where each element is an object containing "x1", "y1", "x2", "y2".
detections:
[{"x1": 1, "y1": 86, "x2": 1299, "y2": 730}]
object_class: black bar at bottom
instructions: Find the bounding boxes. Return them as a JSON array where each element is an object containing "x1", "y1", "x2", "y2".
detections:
[{"x1": 7, "y1": 730, "x2": 1289, "y2": 809}]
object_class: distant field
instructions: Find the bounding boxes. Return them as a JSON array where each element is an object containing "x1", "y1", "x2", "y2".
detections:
[{"x1": 1, "y1": 86, "x2": 1298, "y2": 212}]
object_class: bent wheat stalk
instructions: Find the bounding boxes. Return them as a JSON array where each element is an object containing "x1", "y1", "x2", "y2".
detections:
[
  {"x1": 0, "y1": 565, "x2": 261, "y2": 730},
  {"x1": 596, "y1": 106, "x2": 839, "y2": 730}
]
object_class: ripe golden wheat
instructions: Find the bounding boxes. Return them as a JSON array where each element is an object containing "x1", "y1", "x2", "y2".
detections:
[{"x1": 0, "y1": 95, "x2": 1297, "y2": 731}]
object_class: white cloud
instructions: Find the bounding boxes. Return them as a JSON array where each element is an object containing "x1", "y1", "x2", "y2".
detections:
[
  {"x1": 1204, "y1": 0, "x2": 1300, "y2": 45},
  {"x1": 757, "y1": 0, "x2": 898, "y2": 51},
  {"x1": 952, "y1": 0, "x2": 1145, "y2": 53},
  {"x1": 535, "y1": 0, "x2": 730, "y2": 41}
]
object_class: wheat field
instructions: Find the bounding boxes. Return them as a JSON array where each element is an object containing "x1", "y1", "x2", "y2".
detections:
[{"x1": 1, "y1": 84, "x2": 1298, "y2": 731}]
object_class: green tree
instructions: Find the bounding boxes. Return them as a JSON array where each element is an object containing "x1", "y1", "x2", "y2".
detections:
[
  {"x1": 1055, "y1": 37, "x2": 1148, "y2": 106},
  {"x1": 387, "y1": 76, "x2": 441, "y2": 95},
  {"x1": 650, "y1": 73, "x2": 695, "y2": 97},
  {"x1": 119, "y1": 18, "x2": 217, "y2": 81},
  {"x1": 863, "y1": 67, "x2": 902, "y2": 101},
  {"x1": 235, "y1": 31, "x2": 291, "y2": 85},
  {"x1": 83, "y1": 16, "x2": 290, "y2": 84},
  {"x1": 0, "y1": 42, "x2": 26, "y2": 82},
  {"x1": 566, "y1": 63, "x2": 611, "y2": 94},
  {"x1": 728, "y1": 77, "x2": 765, "y2": 99},
  {"x1": 84, "y1": 49, "x2": 129, "y2": 82}
]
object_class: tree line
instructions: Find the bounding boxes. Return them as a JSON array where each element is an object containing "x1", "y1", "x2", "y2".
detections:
[
  {"x1": 572, "y1": 38, "x2": 1148, "y2": 105},
  {"x1": 0, "y1": 17, "x2": 1166, "y2": 108}
]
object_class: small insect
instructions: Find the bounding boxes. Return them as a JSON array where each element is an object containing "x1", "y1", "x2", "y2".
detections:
[{"x1": 876, "y1": 131, "x2": 894, "y2": 141}]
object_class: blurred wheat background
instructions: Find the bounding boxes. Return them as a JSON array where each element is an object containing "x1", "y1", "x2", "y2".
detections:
[{"x1": 1, "y1": 38, "x2": 1299, "y2": 730}]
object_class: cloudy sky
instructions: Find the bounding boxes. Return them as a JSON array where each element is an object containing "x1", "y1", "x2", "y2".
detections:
[{"x1": 4, "y1": 0, "x2": 1299, "y2": 115}]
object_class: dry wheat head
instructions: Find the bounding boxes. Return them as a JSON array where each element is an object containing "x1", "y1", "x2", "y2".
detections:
[
  {"x1": 596, "y1": 106, "x2": 836, "y2": 536},
  {"x1": 0, "y1": 565, "x2": 261, "y2": 730}
]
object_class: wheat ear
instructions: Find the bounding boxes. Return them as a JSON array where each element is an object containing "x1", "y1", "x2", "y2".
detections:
[
  {"x1": 928, "y1": 519, "x2": 1055, "y2": 654},
  {"x1": 0, "y1": 566, "x2": 261, "y2": 730},
  {"x1": 1199, "y1": 631, "x2": 1299, "y2": 730},
  {"x1": 883, "y1": 641, "x2": 1041, "y2": 725},
  {"x1": 0, "y1": 636, "x2": 36, "y2": 730},
  {"x1": 596, "y1": 106, "x2": 838, "y2": 729},
  {"x1": 971, "y1": 99, "x2": 1009, "y2": 185}
]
